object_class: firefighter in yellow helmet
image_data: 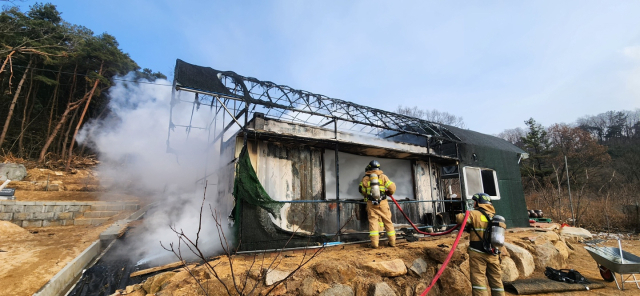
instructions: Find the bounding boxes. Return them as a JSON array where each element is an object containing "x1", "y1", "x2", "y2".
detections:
[
  {"x1": 456, "y1": 193, "x2": 506, "y2": 296},
  {"x1": 359, "y1": 160, "x2": 397, "y2": 248}
]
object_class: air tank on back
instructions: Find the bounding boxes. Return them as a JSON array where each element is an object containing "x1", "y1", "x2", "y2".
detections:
[{"x1": 490, "y1": 215, "x2": 506, "y2": 248}]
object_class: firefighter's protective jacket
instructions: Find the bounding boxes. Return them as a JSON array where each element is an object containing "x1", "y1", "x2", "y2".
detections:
[
  {"x1": 456, "y1": 203, "x2": 507, "y2": 295},
  {"x1": 359, "y1": 170, "x2": 396, "y2": 200},
  {"x1": 456, "y1": 203, "x2": 505, "y2": 253}
]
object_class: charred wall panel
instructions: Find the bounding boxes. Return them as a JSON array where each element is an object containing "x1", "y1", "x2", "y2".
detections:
[
  {"x1": 313, "y1": 201, "x2": 426, "y2": 239},
  {"x1": 414, "y1": 160, "x2": 433, "y2": 216},
  {"x1": 254, "y1": 141, "x2": 323, "y2": 234},
  {"x1": 414, "y1": 160, "x2": 447, "y2": 224},
  {"x1": 234, "y1": 136, "x2": 460, "y2": 251},
  {"x1": 218, "y1": 136, "x2": 239, "y2": 218},
  {"x1": 324, "y1": 151, "x2": 414, "y2": 201}
]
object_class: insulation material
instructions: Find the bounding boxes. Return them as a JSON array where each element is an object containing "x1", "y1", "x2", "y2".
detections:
[
  {"x1": 462, "y1": 166, "x2": 485, "y2": 199},
  {"x1": 414, "y1": 160, "x2": 446, "y2": 221},
  {"x1": 414, "y1": 160, "x2": 434, "y2": 215},
  {"x1": 254, "y1": 141, "x2": 323, "y2": 233},
  {"x1": 218, "y1": 136, "x2": 239, "y2": 219}
]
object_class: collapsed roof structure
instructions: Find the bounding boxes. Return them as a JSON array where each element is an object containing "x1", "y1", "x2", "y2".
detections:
[{"x1": 168, "y1": 59, "x2": 529, "y2": 251}]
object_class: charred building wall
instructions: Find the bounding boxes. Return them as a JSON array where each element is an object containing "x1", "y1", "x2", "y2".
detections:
[{"x1": 224, "y1": 116, "x2": 464, "y2": 251}]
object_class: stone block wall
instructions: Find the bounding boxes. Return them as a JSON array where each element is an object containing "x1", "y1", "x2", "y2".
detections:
[{"x1": 0, "y1": 201, "x2": 139, "y2": 227}]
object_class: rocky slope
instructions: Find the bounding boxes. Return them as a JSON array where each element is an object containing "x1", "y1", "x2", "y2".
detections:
[{"x1": 112, "y1": 226, "x2": 601, "y2": 296}]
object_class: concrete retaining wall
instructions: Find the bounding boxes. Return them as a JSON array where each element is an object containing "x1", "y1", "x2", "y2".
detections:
[
  {"x1": 33, "y1": 202, "x2": 155, "y2": 296},
  {"x1": 32, "y1": 240, "x2": 102, "y2": 296},
  {"x1": 0, "y1": 200, "x2": 139, "y2": 227}
]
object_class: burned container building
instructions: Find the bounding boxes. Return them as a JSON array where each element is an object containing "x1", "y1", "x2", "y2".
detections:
[{"x1": 168, "y1": 59, "x2": 529, "y2": 252}]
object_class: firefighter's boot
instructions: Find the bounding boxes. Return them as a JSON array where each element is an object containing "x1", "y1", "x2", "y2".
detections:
[
  {"x1": 388, "y1": 234, "x2": 396, "y2": 247},
  {"x1": 369, "y1": 235, "x2": 379, "y2": 249}
]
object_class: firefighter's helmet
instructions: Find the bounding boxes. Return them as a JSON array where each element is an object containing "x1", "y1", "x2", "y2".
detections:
[
  {"x1": 472, "y1": 193, "x2": 492, "y2": 204},
  {"x1": 366, "y1": 160, "x2": 381, "y2": 171}
]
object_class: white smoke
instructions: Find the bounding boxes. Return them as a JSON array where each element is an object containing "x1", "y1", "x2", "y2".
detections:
[{"x1": 78, "y1": 73, "x2": 231, "y2": 265}]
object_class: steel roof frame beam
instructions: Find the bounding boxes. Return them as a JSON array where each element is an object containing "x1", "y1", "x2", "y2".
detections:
[{"x1": 176, "y1": 85, "x2": 459, "y2": 145}]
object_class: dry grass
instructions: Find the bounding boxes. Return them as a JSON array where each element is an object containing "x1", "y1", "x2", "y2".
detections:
[
  {"x1": 525, "y1": 185, "x2": 640, "y2": 233},
  {"x1": 1, "y1": 152, "x2": 99, "y2": 171}
]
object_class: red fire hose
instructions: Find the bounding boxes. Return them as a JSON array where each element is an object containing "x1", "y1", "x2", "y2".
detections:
[
  {"x1": 421, "y1": 210, "x2": 469, "y2": 295},
  {"x1": 387, "y1": 195, "x2": 470, "y2": 295},
  {"x1": 387, "y1": 195, "x2": 460, "y2": 236}
]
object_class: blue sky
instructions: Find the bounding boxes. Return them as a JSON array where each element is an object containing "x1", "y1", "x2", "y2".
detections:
[{"x1": 17, "y1": 1, "x2": 640, "y2": 135}]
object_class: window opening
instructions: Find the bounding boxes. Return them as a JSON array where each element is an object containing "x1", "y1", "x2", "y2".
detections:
[
  {"x1": 481, "y1": 170, "x2": 497, "y2": 196},
  {"x1": 463, "y1": 166, "x2": 500, "y2": 200}
]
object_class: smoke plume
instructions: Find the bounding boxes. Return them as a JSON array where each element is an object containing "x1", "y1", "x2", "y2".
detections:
[{"x1": 78, "y1": 74, "x2": 231, "y2": 264}]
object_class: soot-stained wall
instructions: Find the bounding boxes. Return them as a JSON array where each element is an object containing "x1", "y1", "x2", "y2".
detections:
[
  {"x1": 233, "y1": 136, "x2": 441, "y2": 250},
  {"x1": 230, "y1": 120, "x2": 529, "y2": 251},
  {"x1": 323, "y1": 151, "x2": 414, "y2": 201}
]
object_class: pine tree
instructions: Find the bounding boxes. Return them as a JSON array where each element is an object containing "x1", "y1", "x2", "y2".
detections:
[{"x1": 520, "y1": 118, "x2": 553, "y2": 181}]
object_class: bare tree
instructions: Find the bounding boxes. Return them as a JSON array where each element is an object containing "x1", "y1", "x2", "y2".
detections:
[
  {"x1": 0, "y1": 56, "x2": 32, "y2": 148},
  {"x1": 496, "y1": 127, "x2": 526, "y2": 146},
  {"x1": 396, "y1": 105, "x2": 466, "y2": 128},
  {"x1": 65, "y1": 61, "x2": 103, "y2": 170}
]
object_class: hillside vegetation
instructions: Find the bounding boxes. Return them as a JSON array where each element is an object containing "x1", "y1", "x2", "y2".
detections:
[
  {"x1": 498, "y1": 112, "x2": 640, "y2": 231},
  {"x1": 0, "y1": 3, "x2": 164, "y2": 170}
]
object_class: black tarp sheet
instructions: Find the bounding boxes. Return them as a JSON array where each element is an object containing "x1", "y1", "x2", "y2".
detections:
[{"x1": 505, "y1": 278, "x2": 606, "y2": 294}]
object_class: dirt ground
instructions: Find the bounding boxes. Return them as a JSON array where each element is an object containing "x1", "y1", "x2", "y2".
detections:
[
  {"x1": 0, "y1": 167, "x2": 146, "y2": 296},
  {"x1": 4, "y1": 209, "x2": 640, "y2": 296},
  {"x1": 14, "y1": 190, "x2": 143, "y2": 202},
  {"x1": 0, "y1": 222, "x2": 114, "y2": 296}
]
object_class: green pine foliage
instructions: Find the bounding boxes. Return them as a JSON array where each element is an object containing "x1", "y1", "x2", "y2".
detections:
[
  {"x1": 520, "y1": 118, "x2": 554, "y2": 181},
  {"x1": 0, "y1": 3, "x2": 165, "y2": 163}
]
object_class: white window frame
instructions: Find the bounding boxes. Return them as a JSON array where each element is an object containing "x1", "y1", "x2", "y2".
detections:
[{"x1": 462, "y1": 166, "x2": 501, "y2": 200}]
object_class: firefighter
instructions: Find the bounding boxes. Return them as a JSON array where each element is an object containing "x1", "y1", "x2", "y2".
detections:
[
  {"x1": 456, "y1": 193, "x2": 505, "y2": 296},
  {"x1": 359, "y1": 160, "x2": 396, "y2": 248}
]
